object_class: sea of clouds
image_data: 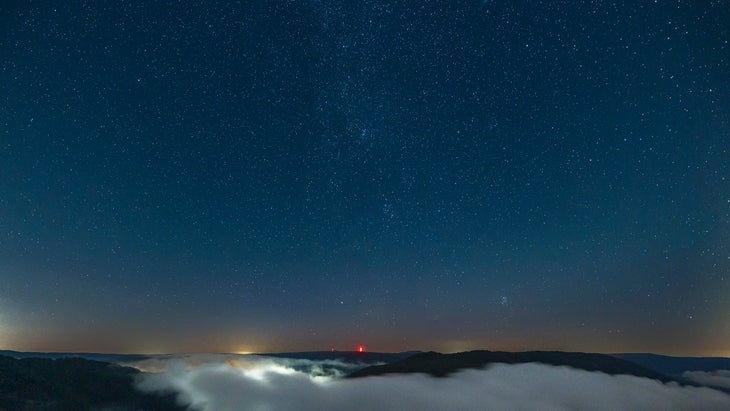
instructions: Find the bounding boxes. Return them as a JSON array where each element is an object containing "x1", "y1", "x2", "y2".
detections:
[
  {"x1": 132, "y1": 355, "x2": 730, "y2": 411},
  {"x1": 684, "y1": 369, "x2": 730, "y2": 390}
]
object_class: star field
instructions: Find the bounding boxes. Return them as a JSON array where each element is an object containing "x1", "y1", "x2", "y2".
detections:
[{"x1": 1, "y1": 0, "x2": 729, "y2": 355}]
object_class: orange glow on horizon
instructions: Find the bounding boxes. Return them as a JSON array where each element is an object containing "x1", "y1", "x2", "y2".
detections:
[{"x1": 358, "y1": 346, "x2": 364, "y2": 353}]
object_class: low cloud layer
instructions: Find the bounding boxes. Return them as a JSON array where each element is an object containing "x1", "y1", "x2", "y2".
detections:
[
  {"x1": 127, "y1": 354, "x2": 360, "y2": 379},
  {"x1": 684, "y1": 370, "x2": 730, "y2": 390},
  {"x1": 136, "y1": 356, "x2": 730, "y2": 411}
]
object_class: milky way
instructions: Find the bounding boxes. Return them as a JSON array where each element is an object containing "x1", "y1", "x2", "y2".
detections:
[{"x1": 0, "y1": 0, "x2": 728, "y2": 355}]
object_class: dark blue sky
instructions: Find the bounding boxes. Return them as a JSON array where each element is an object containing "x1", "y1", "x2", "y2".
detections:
[{"x1": 1, "y1": 0, "x2": 729, "y2": 355}]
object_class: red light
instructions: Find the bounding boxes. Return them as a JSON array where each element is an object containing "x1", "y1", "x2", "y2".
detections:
[{"x1": 358, "y1": 346, "x2": 364, "y2": 353}]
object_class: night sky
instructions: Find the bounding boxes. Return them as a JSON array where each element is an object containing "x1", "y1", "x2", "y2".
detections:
[{"x1": 1, "y1": 0, "x2": 728, "y2": 356}]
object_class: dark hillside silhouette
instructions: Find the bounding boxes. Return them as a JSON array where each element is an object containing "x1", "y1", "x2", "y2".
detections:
[
  {"x1": 348, "y1": 350, "x2": 679, "y2": 383},
  {"x1": 0, "y1": 354, "x2": 185, "y2": 411}
]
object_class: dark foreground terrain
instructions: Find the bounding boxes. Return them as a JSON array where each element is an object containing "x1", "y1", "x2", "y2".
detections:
[{"x1": 0, "y1": 354, "x2": 184, "y2": 411}]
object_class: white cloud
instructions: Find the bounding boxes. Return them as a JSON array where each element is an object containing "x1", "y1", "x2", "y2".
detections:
[
  {"x1": 126, "y1": 353, "x2": 361, "y2": 378},
  {"x1": 136, "y1": 356, "x2": 730, "y2": 411},
  {"x1": 684, "y1": 370, "x2": 730, "y2": 390}
]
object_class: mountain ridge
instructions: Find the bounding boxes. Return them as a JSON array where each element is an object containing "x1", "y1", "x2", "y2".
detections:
[
  {"x1": 0, "y1": 354, "x2": 185, "y2": 411},
  {"x1": 347, "y1": 350, "x2": 684, "y2": 384}
]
